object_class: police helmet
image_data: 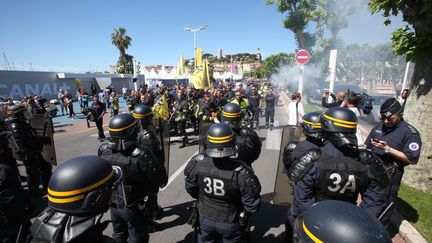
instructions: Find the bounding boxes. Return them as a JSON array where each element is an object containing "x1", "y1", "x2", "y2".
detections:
[
  {"x1": 293, "y1": 200, "x2": 391, "y2": 243},
  {"x1": 206, "y1": 123, "x2": 237, "y2": 158},
  {"x1": 301, "y1": 112, "x2": 322, "y2": 138},
  {"x1": 48, "y1": 156, "x2": 122, "y2": 215},
  {"x1": 132, "y1": 104, "x2": 153, "y2": 126},
  {"x1": 7, "y1": 104, "x2": 32, "y2": 120},
  {"x1": 108, "y1": 113, "x2": 139, "y2": 140},
  {"x1": 222, "y1": 103, "x2": 242, "y2": 129},
  {"x1": 321, "y1": 107, "x2": 357, "y2": 147}
]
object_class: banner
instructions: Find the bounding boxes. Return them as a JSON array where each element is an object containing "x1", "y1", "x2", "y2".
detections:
[{"x1": 195, "y1": 48, "x2": 203, "y2": 67}]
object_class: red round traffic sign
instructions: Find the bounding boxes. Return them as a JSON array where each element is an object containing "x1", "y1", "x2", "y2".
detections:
[{"x1": 295, "y1": 49, "x2": 310, "y2": 64}]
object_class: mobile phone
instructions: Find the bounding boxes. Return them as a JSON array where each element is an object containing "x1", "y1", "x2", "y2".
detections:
[{"x1": 372, "y1": 138, "x2": 380, "y2": 143}]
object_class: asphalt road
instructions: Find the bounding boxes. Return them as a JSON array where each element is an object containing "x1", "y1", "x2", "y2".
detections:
[{"x1": 48, "y1": 101, "x2": 291, "y2": 242}]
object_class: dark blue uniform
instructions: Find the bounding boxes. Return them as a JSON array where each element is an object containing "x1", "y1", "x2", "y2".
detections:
[
  {"x1": 365, "y1": 120, "x2": 421, "y2": 202},
  {"x1": 282, "y1": 138, "x2": 322, "y2": 174},
  {"x1": 184, "y1": 154, "x2": 261, "y2": 243},
  {"x1": 248, "y1": 93, "x2": 261, "y2": 129},
  {"x1": 289, "y1": 142, "x2": 387, "y2": 225},
  {"x1": 99, "y1": 145, "x2": 167, "y2": 243},
  {"x1": 0, "y1": 151, "x2": 28, "y2": 243},
  {"x1": 264, "y1": 93, "x2": 276, "y2": 128}
]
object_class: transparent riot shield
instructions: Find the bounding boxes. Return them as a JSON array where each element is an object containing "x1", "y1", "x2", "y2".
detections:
[
  {"x1": 198, "y1": 121, "x2": 212, "y2": 154},
  {"x1": 154, "y1": 118, "x2": 170, "y2": 175},
  {"x1": 272, "y1": 125, "x2": 304, "y2": 204},
  {"x1": 29, "y1": 114, "x2": 57, "y2": 165}
]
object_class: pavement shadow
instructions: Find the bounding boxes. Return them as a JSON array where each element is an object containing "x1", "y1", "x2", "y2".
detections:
[
  {"x1": 396, "y1": 197, "x2": 419, "y2": 222},
  {"x1": 156, "y1": 201, "x2": 194, "y2": 232},
  {"x1": 249, "y1": 193, "x2": 288, "y2": 242}
]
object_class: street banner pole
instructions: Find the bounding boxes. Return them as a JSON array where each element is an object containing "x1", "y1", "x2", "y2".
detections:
[
  {"x1": 401, "y1": 61, "x2": 411, "y2": 94},
  {"x1": 328, "y1": 49, "x2": 338, "y2": 94}
]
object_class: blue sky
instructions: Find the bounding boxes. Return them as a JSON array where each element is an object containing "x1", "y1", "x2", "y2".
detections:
[{"x1": 0, "y1": 0, "x2": 403, "y2": 73}]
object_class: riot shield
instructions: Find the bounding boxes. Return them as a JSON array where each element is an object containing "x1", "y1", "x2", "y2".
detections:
[
  {"x1": 272, "y1": 125, "x2": 304, "y2": 205},
  {"x1": 29, "y1": 114, "x2": 57, "y2": 165},
  {"x1": 154, "y1": 118, "x2": 170, "y2": 175},
  {"x1": 198, "y1": 121, "x2": 212, "y2": 154}
]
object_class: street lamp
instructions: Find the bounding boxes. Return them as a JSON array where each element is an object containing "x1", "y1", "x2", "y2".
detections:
[{"x1": 184, "y1": 24, "x2": 208, "y2": 67}]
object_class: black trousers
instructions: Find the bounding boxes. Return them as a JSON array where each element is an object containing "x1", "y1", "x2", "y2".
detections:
[
  {"x1": 95, "y1": 118, "x2": 105, "y2": 139},
  {"x1": 265, "y1": 107, "x2": 275, "y2": 125}
]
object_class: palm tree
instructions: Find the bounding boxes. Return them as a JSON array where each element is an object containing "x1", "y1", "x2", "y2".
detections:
[{"x1": 111, "y1": 27, "x2": 132, "y2": 73}]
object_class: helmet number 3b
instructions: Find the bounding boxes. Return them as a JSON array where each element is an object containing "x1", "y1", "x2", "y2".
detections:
[
  {"x1": 203, "y1": 177, "x2": 226, "y2": 196},
  {"x1": 327, "y1": 173, "x2": 356, "y2": 193}
]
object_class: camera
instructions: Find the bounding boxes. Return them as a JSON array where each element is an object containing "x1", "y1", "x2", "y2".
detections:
[{"x1": 358, "y1": 93, "x2": 373, "y2": 115}]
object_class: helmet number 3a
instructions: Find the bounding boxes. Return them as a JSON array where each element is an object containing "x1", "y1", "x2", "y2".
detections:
[
  {"x1": 327, "y1": 173, "x2": 356, "y2": 193},
  {"x1": 203, "y1": 177, "x2": 226, "y2": 196}
]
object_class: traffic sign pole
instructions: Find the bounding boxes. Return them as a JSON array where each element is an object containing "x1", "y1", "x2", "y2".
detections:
[{"x1": 295, "y1": 50, "x2": 310, "y2": 95}]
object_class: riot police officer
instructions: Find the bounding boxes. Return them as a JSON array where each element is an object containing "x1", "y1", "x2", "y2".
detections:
[
  {"x1": 221, "y1": 103, "x2": 262, "y2": 167},
  {"x1": 133, "y1": 104, "x2": 168, "y2": 229},
  {"x1": 99, "y1": 113, "x2": 167, "y2": 243},
  {"x1": 288, "y1": 107, "x2": 388, "y2": 229},
  {"x1": 0, "y1": 120, "x2": 28, "y2": 243},
  {"x1": 293, "y1": 200, "x2": 391, "y2": 243},
  {"x1": 6, "y1": 104, "x2": 52, "y2": 199},
  {"x1": 133, "y1": 104, "x2": 164, "y2": 164},
  {"x1": 184, "y1": 123, "x2": 261, "y2": 242},
  {"x1": 283, "y1": 112, "x2": 324, "y2": 173},
  {"x1": 29, "y1": 155, "x2": 120, "y2": 242}
]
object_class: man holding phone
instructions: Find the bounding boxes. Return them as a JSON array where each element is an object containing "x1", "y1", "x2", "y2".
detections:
[
  {"x1": 321, "y1": 90, "x2": 346, "y2": 108},
  {"x1": 365, "y1": 97, "x2": 422, "y2": 223}
]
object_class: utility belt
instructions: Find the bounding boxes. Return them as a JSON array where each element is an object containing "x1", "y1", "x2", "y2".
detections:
[{"x1": 384, "y1": 161, "x2": 403, "y2": 174}]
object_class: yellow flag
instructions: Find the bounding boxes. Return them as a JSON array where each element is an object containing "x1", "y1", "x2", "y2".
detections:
[
  {"x1": 176, "y1": 53, "x2": 186, "y2": 78},
  {"x1": 190, "y1": 71, "x2": 205, "y2": 90},
  {"x1": 195, "y1": 48, "x2": 202, "y2": 67},
  {"x1": 204, "y1": 59, "x2": 211, "y2": 88},
  {"x1": 152, "y1": 94, "x2": 169, "y2": 120}
]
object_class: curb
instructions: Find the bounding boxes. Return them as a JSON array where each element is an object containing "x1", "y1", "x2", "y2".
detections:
[{"x1": 391, "y1": 211, "x2": 428, "y2": 243}]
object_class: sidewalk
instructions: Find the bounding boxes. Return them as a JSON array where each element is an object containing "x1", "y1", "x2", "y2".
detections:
[{"x1": 279, "y1": 91, "x2": 427, "y2": 243}]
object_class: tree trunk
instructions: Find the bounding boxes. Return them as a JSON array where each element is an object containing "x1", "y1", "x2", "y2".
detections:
[
  {"x1": 402, "y1": 56, "x2": 432, "y2": 193},
  {"x1": 295, "y1": 30, "x2": 306, "y2": 50}
]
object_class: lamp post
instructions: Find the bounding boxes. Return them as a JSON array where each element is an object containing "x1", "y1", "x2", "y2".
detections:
[{"x1": 184, "y1": 24, "x2": 208, "y2": 68}]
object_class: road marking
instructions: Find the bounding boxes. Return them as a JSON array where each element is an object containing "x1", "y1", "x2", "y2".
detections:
[
  {"x1": 90, "y1": 131, "x2": 110, "y2": 137},
  {"x1": 265, "y1": 120, "x2": 282, "y2": 150},
  {"x1": 160, "y1": 151, "x2": 199, "y2": 191}
]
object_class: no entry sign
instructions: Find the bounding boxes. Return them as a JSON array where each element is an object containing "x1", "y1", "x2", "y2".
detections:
[{"x1": 295, "y1": 50, "x2": 310, "y2": 64}]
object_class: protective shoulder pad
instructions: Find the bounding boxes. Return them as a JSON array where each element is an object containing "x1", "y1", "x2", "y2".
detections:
[
  {"x1": 240, "y1": 127, "x2": 254, "y2": 137},
  {"x1": 359, "y1": 149, "x2": 390, "y2": 187},
  {"x1": 184, "y1": 154, "x2": 205, "y2": 176},
  {"x1": 239, "y1": 165, "x2": 261, "y2": 198},
  {"x1": 288, "y1": 148, "x2": 321, "y2": 182},
  {"x1": 98, "y1": 142, "x2": 110, "y2": 156},
  {"x1": 283, "y1": 141, "x2": 298, "y2": 169}
]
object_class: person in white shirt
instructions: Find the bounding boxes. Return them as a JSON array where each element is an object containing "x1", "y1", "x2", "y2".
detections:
[
  {"x1": 287, "y1": 92, "x2": 305, "y2": 126},
  {"x1": 340, "y1": 91, "x2": 363, "y2": 145}
]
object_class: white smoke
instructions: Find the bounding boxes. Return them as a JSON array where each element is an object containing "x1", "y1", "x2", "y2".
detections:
[{"x1": 269, "y1": 62, "x2": 323, "y2": 95}]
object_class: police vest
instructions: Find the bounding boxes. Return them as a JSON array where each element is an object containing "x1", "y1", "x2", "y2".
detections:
[
  {"x1": 197, "y1": 157, "x2": 243, "y2": 223},
  {"x1": 99, "y1": 148, "x2": 148, "y2": 205},
  {"x1": 315, "y1": 152, "x2": 368, "y2": 204}
]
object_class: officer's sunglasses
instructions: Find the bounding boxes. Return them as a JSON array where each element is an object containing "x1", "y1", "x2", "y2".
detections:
[{"x1": 379, "y1": 112, "x2": 398, "y2": 122}]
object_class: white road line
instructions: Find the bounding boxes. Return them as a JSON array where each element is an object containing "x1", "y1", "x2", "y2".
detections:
[
  {"x1": 90, "y1": 131, "x2": 110, "y2": 137},
  {"x1": 265, "y1": 120, "x2": 282, "y2": 150},
  {"x1": 160, "y1": 151, "x2": 198, "y2": 191}
]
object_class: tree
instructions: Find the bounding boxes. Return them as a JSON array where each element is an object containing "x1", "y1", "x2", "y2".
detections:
[
  {"x1": 256, "y1": 52, "x2": 294, "y2": 78},
  {"x1": 370, "y1": 0, "x2": 432, "y2": 192},
  {"x1": 111, "y1": 27, "x2": 133, "y2": 74},
  {"x1": 267, "y1": 0, "x2": 322, "y2": 50}
]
